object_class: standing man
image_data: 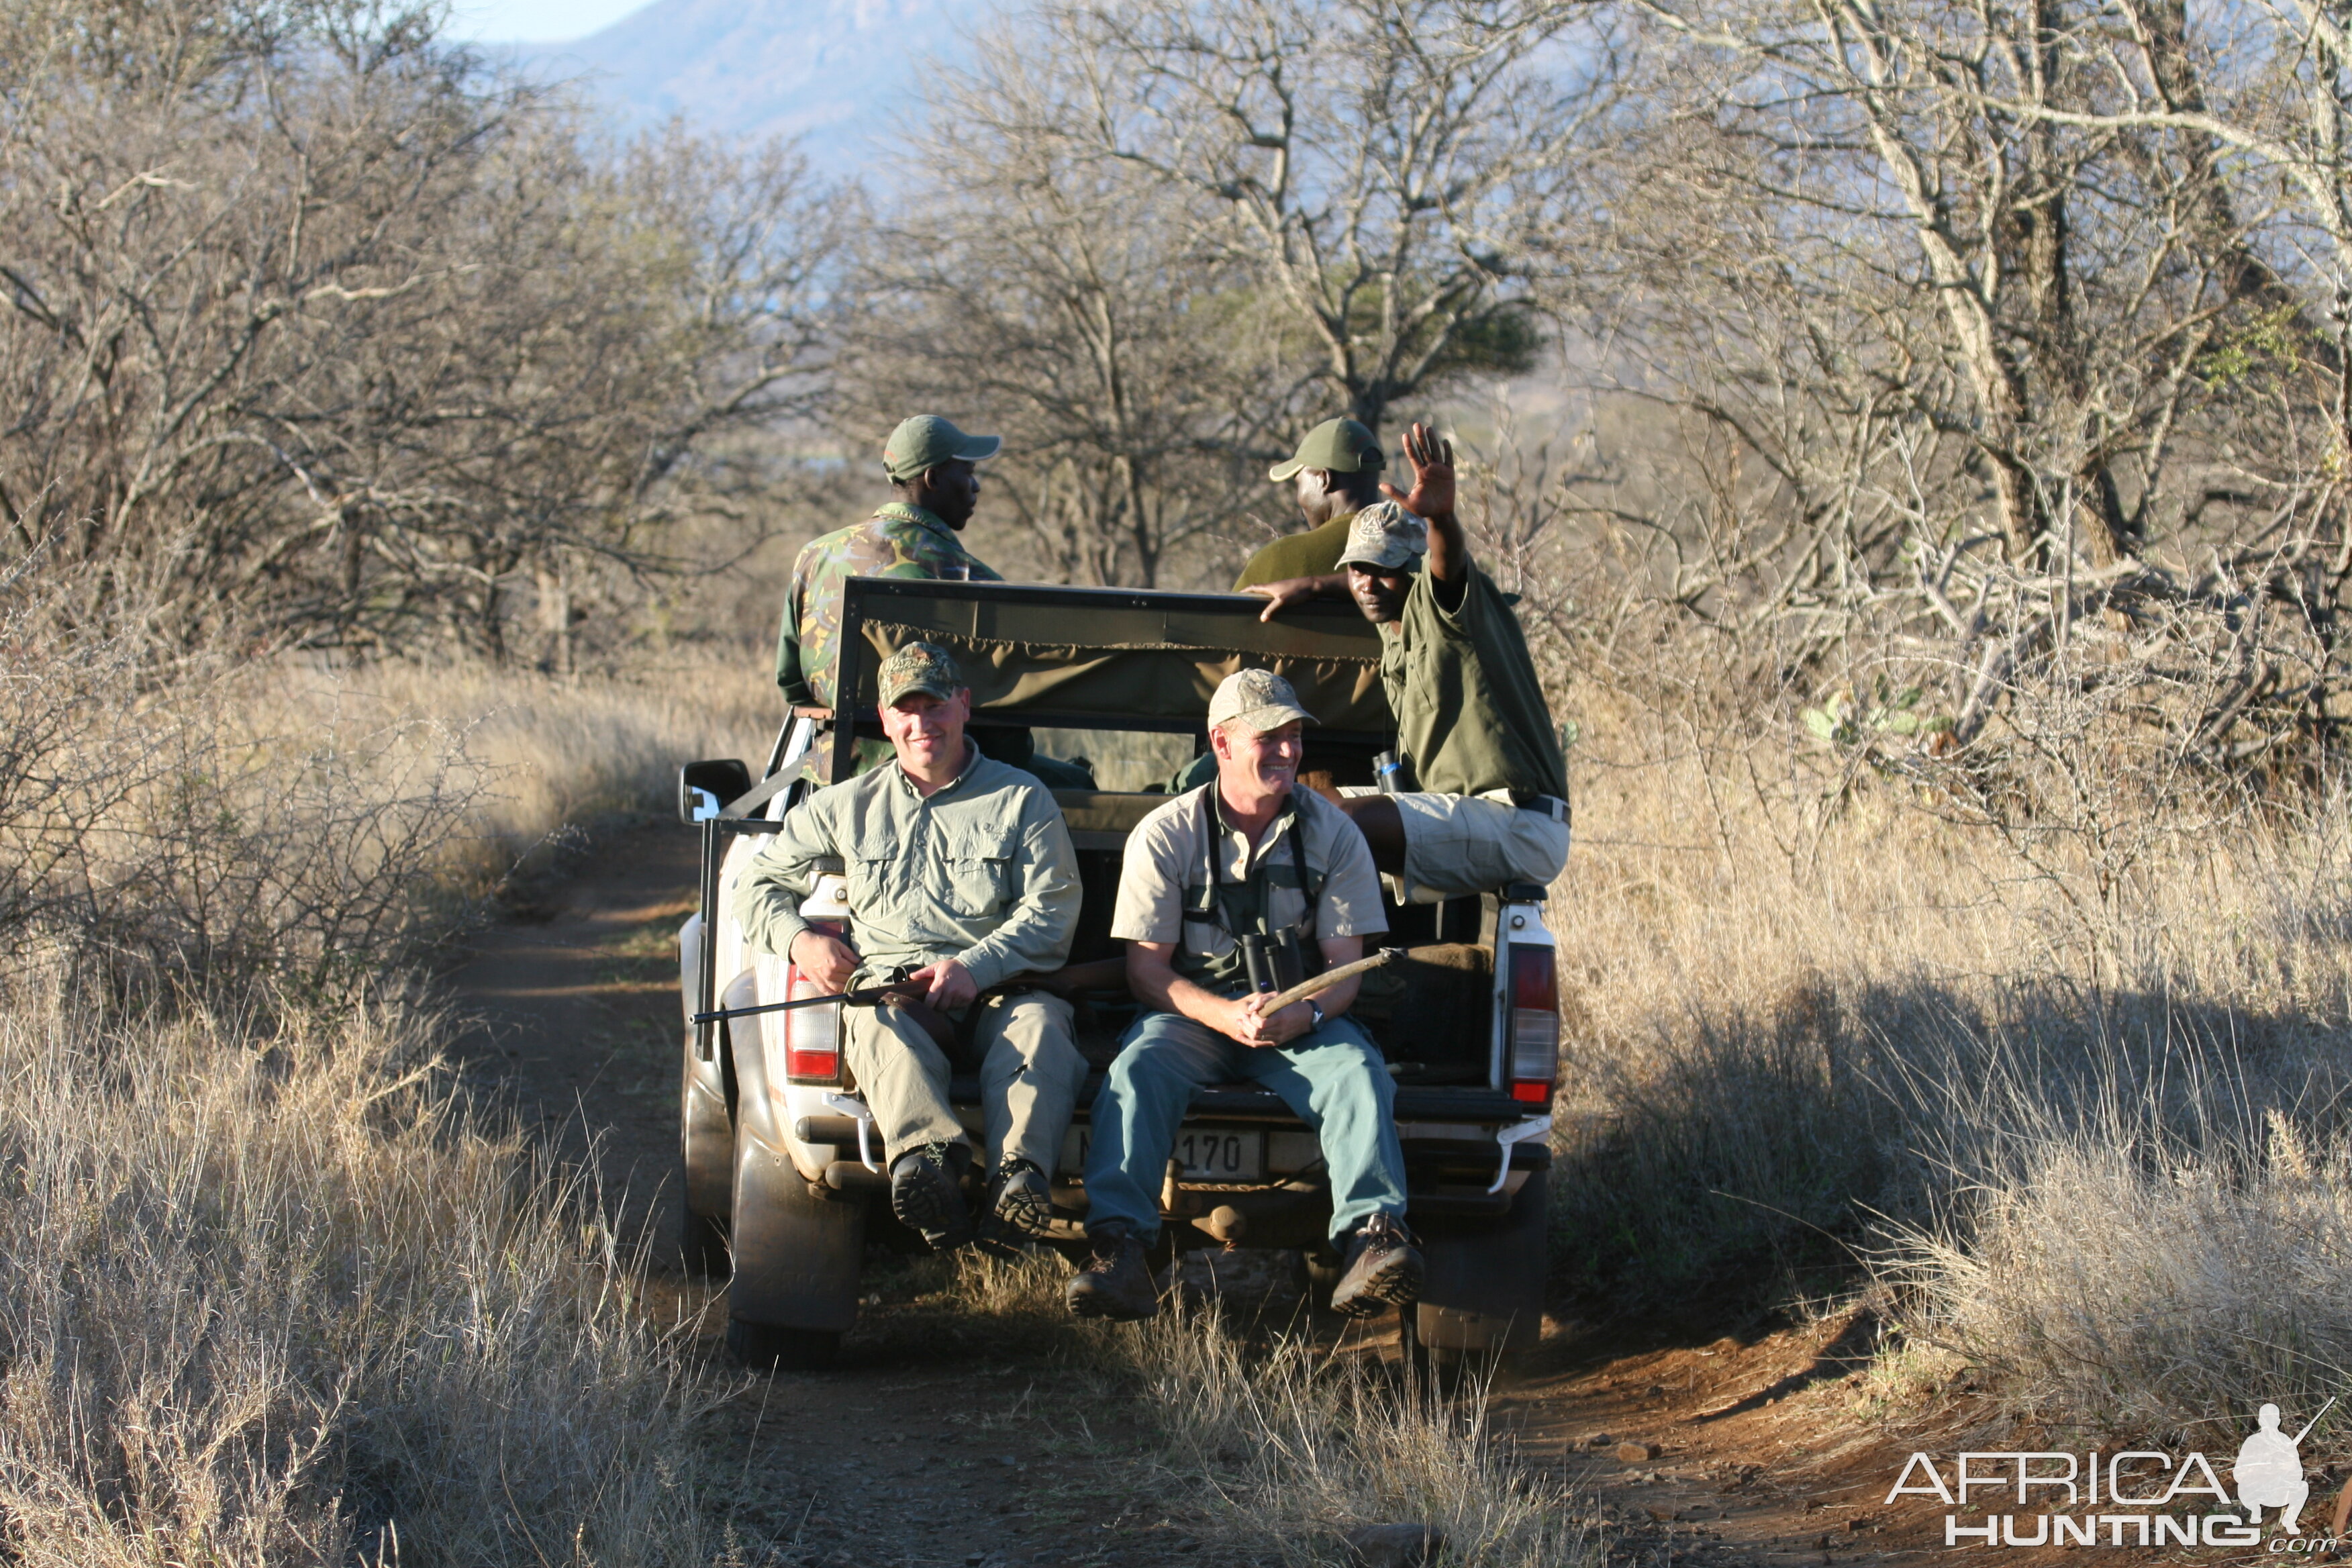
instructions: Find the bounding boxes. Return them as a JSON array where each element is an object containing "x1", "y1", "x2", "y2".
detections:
[
  {"x1": 1065, "y1": 669, "x2": 1422, "y2": 1322},
  {"x1": 777, "y1": 414, "x2": 1001, "y2": 712},
  {"x1": 1249, "y1": 424, "x2": 1569, "y2": 902},
  {"x1": 735, "y1": 642, "x2": 1087, "y2": 1250},
  {"x1": 1232, "y1": 418, "x2": 1387, "y2": 591}
]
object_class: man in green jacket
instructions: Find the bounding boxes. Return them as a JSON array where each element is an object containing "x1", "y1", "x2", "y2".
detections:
[
  {"x1": 734, "y1": 642, "x2": 1087, "y2": 1250},
  {"x1": 776, "y1": 415, "x2": 1002, "y2": 712},
  {"x1": 1231, "y1": 418, "x2": 1387, "y2": 591},
  {"x1": 1248, "y1": 424, "x2": 1570, "y2": 901}
]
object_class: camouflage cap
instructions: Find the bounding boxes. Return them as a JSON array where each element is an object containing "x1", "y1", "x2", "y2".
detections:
[
  {"x1": 1334, "y1": 500, "x2": 1427, "y2": 573},
  {"x1": 1208, "y1": 667, "x2": 1317, "y2": 734},
  {"x1": 1268, "y1": 418, "x2": 1385, "y2": 483},
  {"x1": 877, "y1": 640, "x2": 965, "y2": 707},
  {"x1": 884, "y1": 415, "x2": 1001, "y2": 483}
]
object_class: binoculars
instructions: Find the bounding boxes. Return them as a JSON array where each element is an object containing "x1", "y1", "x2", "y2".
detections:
[{"x1": 1239, "y1": 928, "x2": 1307, "y2": 995}]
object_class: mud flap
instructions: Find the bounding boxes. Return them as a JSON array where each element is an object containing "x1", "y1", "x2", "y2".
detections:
[
  {"x1": 725, "y1": 993, "x2": 865, "y2": 1336},
  {"x1": 1413, "y1": 1171, "x2": 1547, "y2": 1356}
]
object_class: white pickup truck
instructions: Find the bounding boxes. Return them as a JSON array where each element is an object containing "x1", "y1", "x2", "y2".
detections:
[{"x1": 677, "y1": 577, "x2": 1558, "y2": 1368}]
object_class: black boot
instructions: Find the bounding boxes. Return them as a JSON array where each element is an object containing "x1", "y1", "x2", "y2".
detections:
[
  {"x1": 1330, "y1": 1212, "x2": 1423, "y2": 1318},
  {"x1": 889, "y1": 1141, "x2": 974, "y2": 1251},
  {"x1": 1065, "y1": 1228, "x2": 1159, "y2": 1321},
  {"x1": 989, "y1": 1157, "x2": 1055, "y2": 1238}
]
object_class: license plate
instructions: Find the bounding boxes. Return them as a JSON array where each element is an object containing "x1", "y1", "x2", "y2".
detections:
[{"x1": 1069, "y1": 1128, "x2": 1266, "y2": 1181}]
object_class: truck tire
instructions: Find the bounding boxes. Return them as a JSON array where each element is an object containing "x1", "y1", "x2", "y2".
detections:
[
  {"x1": 1410, "y1": 1173, "x2": 1548, "y2": 1368},
  {"x1": 679, "y1": 1026, "x2": 736, "y2": 1280},
  {"x1": 681, "y1": 1201, "x2": 731, "y2": 1281},
  {"x1": 726, "y1": 1112, "x2": 863, "y2": 1371}
]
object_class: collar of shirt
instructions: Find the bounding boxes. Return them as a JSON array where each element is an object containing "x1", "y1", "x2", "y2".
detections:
[
  {"x1": 891, "y1": 736, "x2": 982, "y2": 801},
  {"x1": 874, "y1": 501, "x2": 957, "y2": 542},
  {"x1": 1207, "y1": 783, "x2": 1300, "y2": 877}
]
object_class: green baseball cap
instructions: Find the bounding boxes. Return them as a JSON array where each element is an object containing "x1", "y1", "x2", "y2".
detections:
[
  {"x1": 1268, "y1": 418, "x2": 1385, "y2": 483},
  {"x1": 883, "y1": 415, "x2": 1001, "y2": 483},
  {"x1": 877, "y1": 641, "x2": 966, "y2": 707}
]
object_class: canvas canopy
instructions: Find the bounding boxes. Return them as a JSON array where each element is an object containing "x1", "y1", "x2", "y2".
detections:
[{"x1": 833, "y1": 577, "x2": 1391, "y2": 738}]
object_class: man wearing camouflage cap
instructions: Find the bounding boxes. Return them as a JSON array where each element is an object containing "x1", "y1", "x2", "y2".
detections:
[
  {"x1": 1065, "y1": 668, "x2": 1422, "y2": 1322},
  {"x1": 775, "y1": 415, "x2": 1004, "y2": 714},
  {"x1": 736, "y1": 641, "x2": 1087, "y2": 1251},
  {"x1": 1248, "y1": 424, "x2": 1570, "y2": 901},
  {"x1": 1232, "y1": 418, "x2": 1387, "y2": 591}
]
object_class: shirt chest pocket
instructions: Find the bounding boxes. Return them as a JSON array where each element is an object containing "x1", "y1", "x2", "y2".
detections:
[{"x1": 934, "y1": 825, "x2": 1014, "y2": 918}]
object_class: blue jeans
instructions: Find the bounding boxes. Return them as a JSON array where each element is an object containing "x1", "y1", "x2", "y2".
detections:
[{"x1": 1081, "y1": 1010, "x2": 1409, "y2": 1243}]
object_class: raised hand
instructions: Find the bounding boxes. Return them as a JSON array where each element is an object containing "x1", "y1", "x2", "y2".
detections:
[{"x1": 1380, "y1": 422, "x2": 1455, "y2": 522}]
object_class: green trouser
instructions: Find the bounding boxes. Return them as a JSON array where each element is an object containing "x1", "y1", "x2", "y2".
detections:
[{"x1": 842, "y1": 992, "x2": 1085, "y2": 1173}]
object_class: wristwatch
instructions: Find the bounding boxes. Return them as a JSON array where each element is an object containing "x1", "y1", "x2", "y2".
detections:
[{"x1": 1307, "y1": 998, "x2": 1326, "y2": 1030}]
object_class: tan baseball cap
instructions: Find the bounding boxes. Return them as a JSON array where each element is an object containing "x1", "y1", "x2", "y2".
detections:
[
  {"x1": 1208, "y1": 667, "x2": 1317, "y2": 733},
  {"x1": 1268, "y1": 418, "x2": 1385, "y2": 483},
  {"x1": 877, "y1": 641, "x2": 965, "y2": 706},
  {"x1": 1334, "y1": 500, "x2": 1427, "y2": 573}
]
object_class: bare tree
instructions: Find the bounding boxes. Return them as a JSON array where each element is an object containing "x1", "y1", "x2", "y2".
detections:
[
  {"x1": 1013, "y1": 0, "x2": 1614, "y2": 436},
  {"x1": 0, "y1": 0, "x2": 838, "y2": 660},
  {"x1": 839, "y1": 34, "x2": 1308, "y2": 588}
]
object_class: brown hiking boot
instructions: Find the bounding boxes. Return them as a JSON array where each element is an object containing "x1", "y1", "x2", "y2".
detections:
[
  {"x1": 1330, "y1": 1213, "x2": 1422, "y2": 1318},
  {"x1": 889, "y1": 1141, "x2": 974, "y2": 1251},
  {"x1": 1065, "y1": 1229, "x2": 1158, "y2": 1321}
]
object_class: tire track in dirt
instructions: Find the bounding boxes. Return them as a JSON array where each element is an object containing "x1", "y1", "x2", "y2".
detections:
[{"x1": 442, "y1": 818, "x2": 1189, "y2": 1568}]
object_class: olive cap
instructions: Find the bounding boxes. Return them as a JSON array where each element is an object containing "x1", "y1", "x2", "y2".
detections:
[
  {"x1": 1267, "y1": 418, "x2": 1385, "y2": 482},
  {"x1": 1334, "y1": 501, "x2": 1427, "y2": 573},
  {"x1": 1208, "y1": 667, "x2": 1317, "y2": 734},
  {"x1": 884, "y1": 415, "x2": 1001, "y2": 483},
  {"x1": 877, "y1": 640, "x2": 966, "y2": 707}
]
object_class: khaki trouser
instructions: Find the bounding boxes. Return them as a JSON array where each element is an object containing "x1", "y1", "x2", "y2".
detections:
[
  {"x1": 1390, "y1": 790, "x2": 1569, "y2": 901},
  {"x1": 842, "y1": 992, "x2": 1085, "y2": 1173}
]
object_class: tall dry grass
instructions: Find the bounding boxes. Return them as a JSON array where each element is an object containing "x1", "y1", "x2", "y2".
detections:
[
  {"x1": 0, "y1": 979, "x2": 717, "y2": 1566},
  {"x1": 1547, "y1": 637, "x2": 2352, "y2": 1437}
]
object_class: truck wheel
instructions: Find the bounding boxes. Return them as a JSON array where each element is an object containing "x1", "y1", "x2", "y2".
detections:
[
  {"x1": 726, "y1": 1316, "x2": 841, "y2": 1372},
  {"x1": 1410, "y1": 1173, "x2": 1549, "y2": 1369},
  {"x1": 681, "y1": 1201, "x2": 730, "y2": 1281},
  {"x1": 726, "y1": 1123, "x2": 863, "y2": 1371}
]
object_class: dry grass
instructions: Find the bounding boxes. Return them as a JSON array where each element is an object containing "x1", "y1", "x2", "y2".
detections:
[
  {"x1": 0, "y1": 977, "x2": 718, "y2": 1566},
  {"x1": 1548, "y1": 656, "x2": 2352, "y2": 1435}
]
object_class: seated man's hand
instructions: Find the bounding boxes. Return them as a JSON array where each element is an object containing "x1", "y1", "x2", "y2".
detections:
[
  {"x1": 1236, "y1": 994, "x2": 1316, "y2": 1048},
  {"x1": 789, "y1": 930, "x2": 860, "y2": 991},
  {"x1": 1245, "y1": 577, "x2": 1324, "y2": 623},
  {"x1": 909, "y1": 958, "x2": 979, "y2": 1012}
]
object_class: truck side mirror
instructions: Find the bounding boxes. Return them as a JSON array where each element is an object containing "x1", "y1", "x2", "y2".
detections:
[{"x1": 678, "y1": 758, "x2": 752, "y2": 824}]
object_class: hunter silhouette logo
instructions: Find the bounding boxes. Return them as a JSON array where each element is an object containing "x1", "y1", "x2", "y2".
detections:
[{"x1": 2234, "y1": 1399, "x2": 2328, "y2": 1533}]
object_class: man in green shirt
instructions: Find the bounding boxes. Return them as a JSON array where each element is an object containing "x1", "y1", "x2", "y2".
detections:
[
  {"x1": 1231, "y1": 418, "x2": 1387, "y2": 591},
  {"x1": 735, "y1": 642, "x2": 1087, "y2": 1251},
  {"x1": 1248, "y1": 424, "x2": 1569, "y2": 901}
]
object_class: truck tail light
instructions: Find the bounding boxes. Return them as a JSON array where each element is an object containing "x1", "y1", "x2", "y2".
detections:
[
  {"x1": 1506, "y1": 944, "x2": 1559, "y2": 1104},
  {"x1": 783, "y1": 922, "x2": 844, "y2": 1085}
]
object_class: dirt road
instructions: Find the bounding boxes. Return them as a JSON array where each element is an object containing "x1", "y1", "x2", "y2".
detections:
[{"x1": 444, "y1": 819, "x2": 2126, "y2": 1568}]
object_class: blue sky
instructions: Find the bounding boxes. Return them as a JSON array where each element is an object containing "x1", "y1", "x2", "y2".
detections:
[{"x1": 442, "y1": 0, "x2": 648, "y2": 42}]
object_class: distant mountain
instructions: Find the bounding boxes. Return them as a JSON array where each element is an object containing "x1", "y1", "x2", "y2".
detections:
[{"x1": 507, "y1": 0, "x2": 1001, "y2": 173}]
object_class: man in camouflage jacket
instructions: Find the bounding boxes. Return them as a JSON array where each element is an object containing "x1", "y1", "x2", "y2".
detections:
[{"x1": 775, "y1": 415, "x2": 1001, "y2": 711}]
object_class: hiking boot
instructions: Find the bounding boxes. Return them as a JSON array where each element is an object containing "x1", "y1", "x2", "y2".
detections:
[
  {"x1": 1065, "y1": 1229, "x2": 1159, "y2": 1321},
  {"x1": 889, "y1": 1141, "x2": 974, "y2": 1251},
  {"x1": 989, "y1": 1157, "x2": 1055, "y2": 1238},
  {"x1": 1329, "y1": 1213, "x2": 1422, "y2": 1318}
]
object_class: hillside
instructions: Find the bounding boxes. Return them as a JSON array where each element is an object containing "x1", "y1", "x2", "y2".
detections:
[{"x1": 508, "y1": 0, "x2": 997, "y2": 169}]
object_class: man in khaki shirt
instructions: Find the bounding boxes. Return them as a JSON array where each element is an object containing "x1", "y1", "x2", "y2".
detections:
[
  {"x1": 735, "y1": 642, "x2": 1085, "y2": 1251},
  {"x1": 1064, "y1": 669, "x2": 1422, "y2": 1322}
]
